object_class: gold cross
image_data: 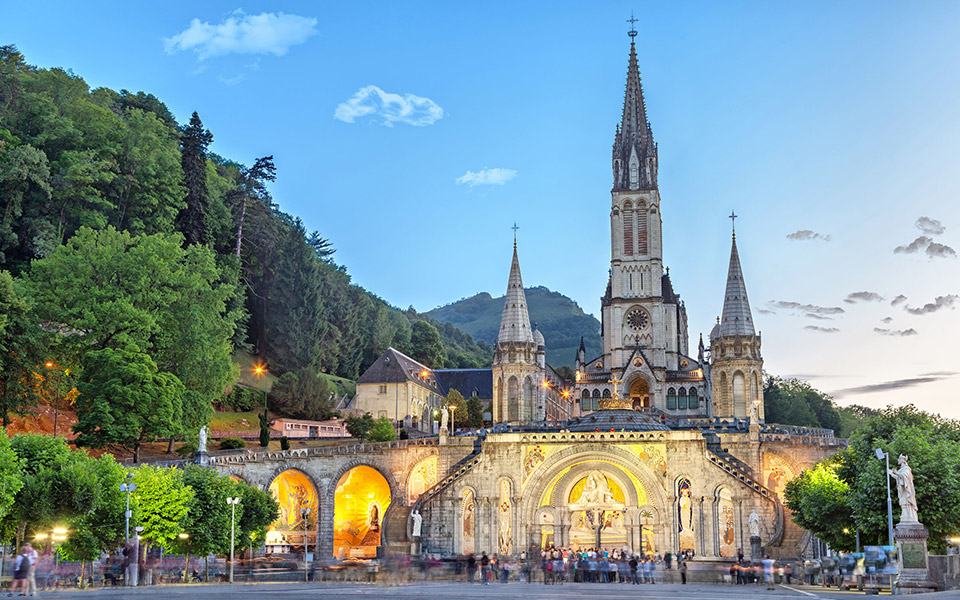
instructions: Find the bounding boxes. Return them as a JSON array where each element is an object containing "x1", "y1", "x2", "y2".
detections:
[{"x1": 608, "y1": 374, "x2": 623, "y2": 398}]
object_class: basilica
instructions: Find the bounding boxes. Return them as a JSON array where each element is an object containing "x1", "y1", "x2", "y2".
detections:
[{"x1": 214, "y1": 28, "x2": 843, "y2": 567}]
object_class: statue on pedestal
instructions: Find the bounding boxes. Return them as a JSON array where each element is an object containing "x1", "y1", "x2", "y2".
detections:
[
  {"x1": 748, "y1": 510, "x2": 761, "y2": 537},
  {"x1": 411, "y1": 509, "x2": 422, "y2": 538},
  {"x1": 440, "y1": 407, "x2": 449, "y2": 432},
  {"x1": 890, "y1": 454, "x2": 919, "y2": 523},
  {"x1": 198, "y1": 425, "x2": 208, "y2": 453}
]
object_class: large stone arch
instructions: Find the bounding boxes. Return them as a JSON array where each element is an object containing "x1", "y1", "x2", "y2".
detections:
[
  {"x1": 265, "y1": 467, "x2": 321, "y2": 554},
  {"x1": 331, "y1": 462, "x2": 395, "y2": 559}
]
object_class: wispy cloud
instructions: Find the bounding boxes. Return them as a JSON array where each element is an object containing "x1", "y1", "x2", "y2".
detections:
[
  {"x1": 873, "y1": 327, "x2": 918, "y2": 337},
  {"x1": 805, "y1": 313, "x2": 833, "y2": 321},
  {"x1": 769, "y1": 300, "x2": 845, "y2": 318},
  {"x1": 804, "y1": 325, "x2": 840, "y2": 333},
  {"x1": 891, "y1": 294, "x2": 908, "y2": 307},
  {"x1": 757, "y1": 308, "x2": 775, "y2": 315},
  {"x1": 916, "y1": 216, "x2": 946, "y2": 236},
  {"x1": 833, "y1": 376, "x2": 948, "y2": 397},
  {"x1": 334, "y1": 85, "x2": 444, "y2": 127},
  {"x1": 904, "y1": 295, "x2": 958, "y2": 315},
  {"x1": 456, "y1": 168, "x2": 518, "y2": 187},
  {"x1": 881, "y1": 316, "x2": 893, "y2": 324},
  {"x1": 217, "y1": 73, "x2": 246, "y2": 85},
  {"x1": 164, "y1": 10, "x2": 318, "y2": 60},
  {"x1": 894, "y1": 235, "x2": 956, "y2": 258},
  {"x1": 787, "y1": 229, "x2": 831, "y2": 242},
  {"x1": 844, "y1": 291, "x2": 884, "y2": 304}
]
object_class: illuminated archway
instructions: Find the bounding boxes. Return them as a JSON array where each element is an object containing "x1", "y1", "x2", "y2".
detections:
[
  {"x1": 630, "y1": 378, "x2": 649, "y2": 408},
  {"x1": 334, "y1": 466, "x2": 391, "y2": 559},
  {"x1": 266, "y1": 469, "x2": 319, "y2": 554}
]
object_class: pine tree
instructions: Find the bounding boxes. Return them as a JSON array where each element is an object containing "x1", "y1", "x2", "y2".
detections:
[{"x1": 177, "y1": 112, "x2": 213, "y2": 246}]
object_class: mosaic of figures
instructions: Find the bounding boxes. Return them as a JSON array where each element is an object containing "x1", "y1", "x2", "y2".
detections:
[
  {"x1": 407, "y1": 456, "x2": 438, "y2": 505},
  {"x1": 497, "y1": 480, "x2": 513, "y2": 555},
  {"x1": 461, "y1": 489, "x2": 476, "y2": 555},
  {"x1": 717, "y1": 488, "x2": 735, "y2": 557},
  {"x1": 677, "y1": 478, "x2": 695, "y2": 552},
  {"x1": 763, "y1": 452, "x2": 796, "y2": 500}
]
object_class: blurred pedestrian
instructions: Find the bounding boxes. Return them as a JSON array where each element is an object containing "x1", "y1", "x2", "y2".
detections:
[{"x1": 11, "y1": 546, "x2": 32, "y2": 596}]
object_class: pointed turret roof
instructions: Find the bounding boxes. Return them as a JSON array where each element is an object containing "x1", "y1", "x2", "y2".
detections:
[
  {"x1": 719, "y1": 233, "x2": 756, "y2": 337},
  {"x1": 496, "y1": 242, "x2": 535, "y2": 345},
  {"x1": 612, "y1": 36, "x2": 657, "y2": 191}
]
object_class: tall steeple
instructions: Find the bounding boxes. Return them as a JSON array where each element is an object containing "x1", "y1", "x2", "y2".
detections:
[
  {"x1": 719, "y1": 223, "x2": 756, "y2": 337},
  {"x1": 612, "y1": 20, "x2": 658, "y2": 191},
  {"x1": 496, "y1": 240, "x2": 535, "y2": 344}
]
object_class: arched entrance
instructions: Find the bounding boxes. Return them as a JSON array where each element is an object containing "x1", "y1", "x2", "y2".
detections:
[
  {"x1": 334, "y1": 466, "x2": 391, "y2": 559},
  {"x1": 630, "y1": 378, "x2": 650, "y2": 409},
  {"x1": 266, "y1": 469, "x2": 319, "y2": 555}
]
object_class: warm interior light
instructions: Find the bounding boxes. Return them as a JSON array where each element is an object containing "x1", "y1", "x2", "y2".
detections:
[
  {"x1": 179, "y1": 533, "x2": 189, "y2": 539},
  {"x1": 421, "y1": 370, "x2": 428, "y2": 378},
  {"x1": 45, "y1": 361, "x2": 54, "y2": 368},
  {"x1": 53, "y1": 527, "x2": 67, "y2": 535}
]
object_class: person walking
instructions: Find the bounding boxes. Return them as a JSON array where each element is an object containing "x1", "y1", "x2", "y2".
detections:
[
  {"x1": 645, "y1": 555, "x2": 656, "y2": 584},
  {"x1": 762, "y1": 555, "x2": 776, "y2": 591},
  {"x1": 480, "y1": 552, "x2": 490, "y2": 585},
  {"x1": 629, "y1": 556, "x2": 639, "y2": 584},
  {"x1": 10, "y1": 546, "x2": 32, "y2": 597},
  {"x1": 24, "y1": 543, "x2": 37, "y2": 597},
  {"x1": 466, "y1": 553, "x2": 476, "y2": 583},
  {"x1": 679, "y1": 558, "x2": 687, "y2": 584}
]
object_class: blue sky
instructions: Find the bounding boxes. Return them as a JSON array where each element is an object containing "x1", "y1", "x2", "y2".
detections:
[{"x1": 4, "y1": 1, "x2": 960, "y2": 416}]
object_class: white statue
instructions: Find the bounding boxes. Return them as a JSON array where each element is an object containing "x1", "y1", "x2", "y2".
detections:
[
  {"x1": 440, "y1": 407, "x2": 449, "y2": 431},
  {"x1": 198, "y1": 426, "x2": 208, "y2": 453},
  {"x1": 411, "y1": 509, "x2": 423, "y2": 538},
  {"x1": 748, "y1": 510, "x2": 761, "y2": 537},
  {"x1": 889, "y1": 454, "x2": 919, "y2": 523},
  {"x1": 573, "y1": 471, "x2": 619, "y2": 507}
]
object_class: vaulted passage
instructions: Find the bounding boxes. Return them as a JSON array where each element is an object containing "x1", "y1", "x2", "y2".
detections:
[
  {"x1": 266, "y1": 469, "x2": 319, "y2": 555},
  {"x1": 334, "y1": 466, "x2": 391, "y2": 559}
]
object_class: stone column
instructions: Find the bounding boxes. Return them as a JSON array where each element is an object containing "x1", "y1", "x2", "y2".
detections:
[
  {"x1": 317, "y1": 478, "x2": 335, "y2": 559},
  {"x1": 895, "y1": 522, "x2": 937, "y2": 594}
]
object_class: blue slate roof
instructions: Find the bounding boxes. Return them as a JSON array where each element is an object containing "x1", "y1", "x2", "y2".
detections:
[{"x1": 434, "y1": 369, "x2": 493, "y2": 400}]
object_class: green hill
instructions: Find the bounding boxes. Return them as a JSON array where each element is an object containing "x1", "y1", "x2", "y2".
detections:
[{"x1": 427, "y1": 286, "x2": 601, "y2": 368}]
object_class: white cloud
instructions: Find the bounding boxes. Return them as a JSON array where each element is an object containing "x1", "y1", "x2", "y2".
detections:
[
  {"x1": 334, "y1": 85, "x2": 444, "y2": 127},
  {"x1": 456, "y1": 168, "x2": 518, "y2": 187},
  {"x1": 164, "y1": 10, "x2": 318, "y2": 60},
  {"x1": 786, "y1": 229, "x2": 831, "y2": 241},
  {"x1": 916, "y1": 216, "x2": 946, "y2": 236}
]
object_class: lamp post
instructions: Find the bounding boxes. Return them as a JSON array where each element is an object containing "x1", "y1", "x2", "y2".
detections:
[
  {"x1": 254, "y1": 366, "x2": 268, "y2": 409},
  {"x1": 875, "y1": 448, "x2": 895, "y2": 547},
  {"x1": 120, "y1": 475, "x2": 136, "y2": 544},
  {"x1": 449, "y1": 405, "x2": 457, "y2": 435},
  {"x1": 226, "y1": 497, "x2": 241, "y2": 583},
  {"x1": 45, "y1": 361, "x2": 60, "y2": 436},
  {"x1": 300, "y1": 507, "x2": 312, "y2": 582}
]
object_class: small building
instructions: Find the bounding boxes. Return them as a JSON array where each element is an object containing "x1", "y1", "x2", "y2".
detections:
[
  {"x1": 270, "y1": 417, "x2": 349, "y2": 439},
  {"x1": 353, "y1": 348, "x2": 445, "y2": 433}
]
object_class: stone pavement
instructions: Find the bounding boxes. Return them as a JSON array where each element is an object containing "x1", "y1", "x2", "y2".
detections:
[{"x1": 9, "y1": 581, "x2": 936, "y2": 599}]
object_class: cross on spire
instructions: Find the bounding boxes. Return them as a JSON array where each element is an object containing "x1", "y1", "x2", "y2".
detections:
[
  {"x1": 627, "y1": 12, "x2": 638, "y2": 38},
  {"x1": 729, "y1": 210, "x2": 738, "y2": 236},
  {"x1": 511, "y1": 221, "x2": 520, "y2": 249}
]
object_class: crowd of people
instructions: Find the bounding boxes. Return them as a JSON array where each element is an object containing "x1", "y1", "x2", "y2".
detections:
[{"x1": 457, "y1": 547, "x2": 695, "y2": 584}]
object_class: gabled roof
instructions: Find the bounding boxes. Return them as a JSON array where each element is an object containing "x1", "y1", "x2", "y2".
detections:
[
  {"x1": 355, "y1": 347, "x2": 445, "y2": 395},
  {"x1": 434, "y1": 369, "x2": 493, "y2": 400},
  {"x1": 718, "y1": 234, "x2": 756, "y2": 337}
]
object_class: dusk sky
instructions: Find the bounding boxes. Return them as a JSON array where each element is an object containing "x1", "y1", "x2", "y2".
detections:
[{"x1": 4, "y1": 1, "x2": 959, "y2": 417}]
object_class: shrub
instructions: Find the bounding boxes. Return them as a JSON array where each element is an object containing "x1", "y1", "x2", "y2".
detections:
[
  {"x1": 220, "y1": 437, "x2": 246, "y2": 450},
  {"x1": 279, "y1": 436, "x2": 290, "y2": 450},
  {"x1": 176, "y1": 442, "x2": 198, "y2": 458}
]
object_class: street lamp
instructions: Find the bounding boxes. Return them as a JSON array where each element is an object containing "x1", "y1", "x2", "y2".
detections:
[
  {"x1": 120, "y1": 474, "x2": 136, "y2": 545},
  {"x1": 875, "y1": 447, "x2": 895, "y2": 547},
  {"x1": 300, "y1": 507, "x2": 312, "y2": 582},
  {"x1": 254, "y1": 366, "x2": 268, "y2": 409},
  {"x1": 449, "y1": 405, "x2": 457, "y2": 435},
  {"x1": 45, "y1": 361, "x2": 61, "y2": 437},
  {"x1": 226, "y1": 497, "x2": 241, "y2": 583}
]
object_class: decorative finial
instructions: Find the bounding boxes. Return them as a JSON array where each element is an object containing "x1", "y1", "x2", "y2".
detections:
[
  {"x1": 729, "y1": 210, "x2": 738, "y2": 237},
  {"x1": 511, "y1": 221, "x2": 519, "y2": 249},
  {"x1": 627, "y1": 12, "x2": 638, "y2": 39}
]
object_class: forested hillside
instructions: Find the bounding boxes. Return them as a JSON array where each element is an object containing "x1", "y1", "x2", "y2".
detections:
[
  {"x1": 427, "y1": 286, "x2": 601, "y2": 368},
  {"x1": 0, "y1": 46, "x2": 489, "y2": 448}
]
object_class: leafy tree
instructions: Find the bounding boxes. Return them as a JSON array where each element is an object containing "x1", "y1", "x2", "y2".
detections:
[
  {"x1": 466, "y1": 394, "x2": 485, "y2": 428},
  {"x1": 367, "y1": 416, "x2": 396, "y2": 442},
  {"x1": 168, "y1": 465, "x2": 238, "y2": 565},
  {"x1": 58, "y1": 454, "x2": 127, "y2": 576},
  {"x1": 176, "y1": 112, "x2": 213, "y2": 246},
  {"x1": 839, "y1": 405, "x2": 960, "y2": 553},
  {"x1": 345, "y1": 413, "x2": 375, "y2": 442},
  {"x1": 0, "y1": 129, "x2": 51, "y2": 268},
  {"x1": 131, "y1": 464, "x2": 193, "y2": 551},
  {"x1": 0, "y1": 271, "x2": 44, "y2": 425},
  {"x1": 258, "y1": 409, "x2": 270, "y2": 447},
  {"x1": 784, "y1": 454, "x2": 855, "y2": 551},
  {"x1": 764, "y1": 376, "x2": 841, "y2": 433},
  {"x1": 269, "y1": 366, "x2": 332, "y2": 421},
  {"x1": 237, "y1": 480, "x2": 279, "y2": 548},
  {"x1": 0, "y1": 430, "x2": 23, "y2": 522},
  {"x1": 410, "y1": 320, "x2": 444, "y2": 368},
  {"x1": 836, "y1": 404, "x2": 880, "y2": 438},
  {"x1": 73, "y1": 346, "x2": 185, "y2": 462}
]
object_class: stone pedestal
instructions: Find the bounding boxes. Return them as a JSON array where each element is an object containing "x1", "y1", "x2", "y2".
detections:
[
  {"x1": 750, "y1": 535, "x2": 762, "y2": 561},
  {"x1": 895, "y1": 522, "x2": 938, "y2": 594},
  {"x1": 194, "y1": 450, "x2": 210, "y2": 466}
]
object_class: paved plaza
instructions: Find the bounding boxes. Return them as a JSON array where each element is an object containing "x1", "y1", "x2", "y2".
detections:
[{"x1": 21, "y1": 581, "x2": 959, "y2": 600}]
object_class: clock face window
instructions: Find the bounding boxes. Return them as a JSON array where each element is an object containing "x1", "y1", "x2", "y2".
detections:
[{"x1": 626, "y1": 309, "x2": 649, "y2": 331}]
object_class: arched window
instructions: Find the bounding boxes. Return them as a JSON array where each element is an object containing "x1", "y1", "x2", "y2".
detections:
[
  {"x1": 637, "y1": 204, "x2": 648, "y2": 255},
  {"x1": 602, "y1": 388, "x2": 611, "y2": 398},
  {"x1": 590, "y1": 389, "x2": 601, "y2": 411},
  {"x1": 733, "y1": 371, "x2": 746, "y2": 417},
  {"x1": 623, "y1": 207, "x2": 634, "y2": 256},
  {"x1": 507, "y1": 377, "x2": 520, "y2": 422},
  {"x1": 677, "y1": 387, "x2": 687, "y2": 410},
  {"x1": 667, "y1": 387, "x2": 677, "y2": 410}
]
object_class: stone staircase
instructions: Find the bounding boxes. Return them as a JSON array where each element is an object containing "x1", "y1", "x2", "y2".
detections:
[
  {"x1": 414, "y1": 437, "x2": 484, "y2": 511},
  {"x1": 382, "y1": 504, "x2": 413, "y2": 556}
]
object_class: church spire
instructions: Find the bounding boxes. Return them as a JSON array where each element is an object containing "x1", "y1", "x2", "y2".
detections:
[
  {"x1": 496, "y1": 238, "x2": 535, "y2": 345},
  {"x1": 612, "y1": 19, "x2": 657, "y2": 191},
  {"x1": 718, "y1": 224, "x2": 756, "y2": 337}
]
